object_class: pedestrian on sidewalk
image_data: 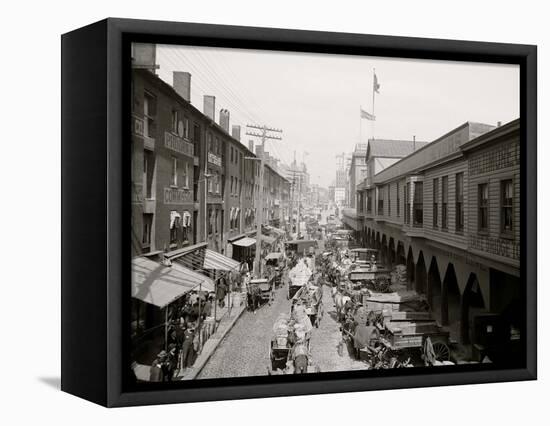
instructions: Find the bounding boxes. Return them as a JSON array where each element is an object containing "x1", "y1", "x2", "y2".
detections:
[
  {"x1": 180, "y1": 325, "x2": 196, "y2": 371},
  {"x1": 149, "y1": 351, "x2": 166, "y2": 382},
  {"x1": 217, "y1": 278, "x2": 227, "y2": 308}
]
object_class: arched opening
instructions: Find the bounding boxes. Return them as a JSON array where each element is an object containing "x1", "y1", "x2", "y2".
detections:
[
  {"x1": 406, "y1": 246, "x2": 415, "y2": 291},
  {"x1": 461, "y1": 273, "x2": 486, "y2": 344},
  {"x1": 381, "y1": 235, "x2": 388, "y2": 266},
  {"x1": 367, "y1": 228, "x2": 372, "y2": 247},
  {"x1": 375, "y1": 231, "x2": 381, "y2": 250},
  {"x1": 428, "y1": 257, "x2": 442, "y2": 324},
  {"x1": 396, "y1": 242, "x2": 406, "y2": 266},
  {"x1": 442, "y1": 263, "x2": 461, "y2": 342},
  {"x1": 415, "y1": 251, "x2": 427, "y2": 295},
  {"x1": 388, "y1": 238, "x2": 396, "y2": 269}
]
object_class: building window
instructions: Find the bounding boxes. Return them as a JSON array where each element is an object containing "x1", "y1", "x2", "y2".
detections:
[
  {"x1": 207, "y1": 169, "x2": 213, "y2": 193},
  {"x1": 405, "y1": 182, "x2": 411, "y2": 224},
  {"x1": 170, "y1": 157, "x2": 178, "y2": 187},
  {"x1": 208, "y1": 208, "x2": 213, "y2": 235},
  {"x1": 182, "y1": 163, "x2": 189, "y2": 188},
  {"x1": 442, "y1": 176, "x2": 448, "y2": 229},
  {"x1": 143, "y1": 150, "x2": 154, "y2": 199},
  {"x1": 377, "y1": 187, "x2": 384, "y2": 215},
  {"x1": 367, "y1": 190, "x2": 372, "y2": 213},
  {"x1": 215, "y1": 173, "x2": 220, "y2": 194},
  {"x1": 455, "y1": 173, "x2": 464, "y2": 232},
  {"x1": 207, "y1": 132, "x2": 213, "y2": 152},
  {"x1": 387, "y1": 185, "x2": 391, "y2": 216},
  {"x1": 230, "y1": 147, "x2": 234, "y2": 163},
  {"x1": 143, "y1": 92, "x2": 156, "y2": 138},
  {"x1": 501, "y1": 179, "x2": 513, "y2": 235},
  {"x1": 142, "y1": 214, "x2": 153, "y2": 247},
  {"x1": 170, "y1": 211, "x2": 180, "y2": 244},
  {"x1": 433, "y1": 178, "x2": 439, "y2": 228},
  {"x1": 478, "y1": 183, "x2": 489, "y2": 232},
  {"x1": 171, "y1": 109, "x2": 179, "y2": 134},
  {"x1": 413, "y1": 182, "x2": 423, "y2": 226},
  {"x1": 396, "y1": 182, "x2": 400, "y2": 216},
  {"x1": 183, "y1": 117, "x2": 189, "y2": 139},
  {"x1": 193, "y1": 124, "x2": 201, "y2": 151},
  {"x1": 182, "y1": 212, "x2": 190, "y2": 242}
]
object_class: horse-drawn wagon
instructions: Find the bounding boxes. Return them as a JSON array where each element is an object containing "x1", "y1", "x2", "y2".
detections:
[
  {"x1": 287, "y1": 260, "x2": 313, "y2": 299},
  {"x1": 247, "y1": 277, "x2": 275, "y2": 310},
  {"x1": 292, "y1": 284, "x2": 324, "y2": 327},
  {"x1": 364, "y1": 292, "x2": 452, "y2": 365},
  {"x1": 269, "y1": 313, "x2": 319, "y2": 374},
  {"x1": 264, "y1": 252, "x2": 284, "y2": 288}
]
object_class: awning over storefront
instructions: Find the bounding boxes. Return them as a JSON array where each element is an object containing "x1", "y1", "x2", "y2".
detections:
[
  {"x1": 232, "y1": 237, "x2": 256, "y2": 247},
  {"x1": 165, "y1": 243, "x2": 241, "y2": 272},
  {"x1": 203, "y1": 249, "x2": 240, "y2": 271},
  {"x1": 132, "y1": 257, "x2": 214, "y2": 308}
]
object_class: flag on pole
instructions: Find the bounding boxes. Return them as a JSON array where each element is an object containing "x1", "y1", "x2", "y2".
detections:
[
  {"x1": 373, "y1": 72, "x2": 380, "y2": 93},
  {"x1": 360, "y1": 108, "x2": 376, "y2": 121}
]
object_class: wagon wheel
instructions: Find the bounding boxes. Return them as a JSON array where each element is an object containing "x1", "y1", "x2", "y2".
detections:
[{"x1": 432, "y1": 341, "x2": 450, "y2": 362}]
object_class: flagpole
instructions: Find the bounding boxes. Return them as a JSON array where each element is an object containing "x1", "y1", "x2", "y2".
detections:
[
  {"x1": 359, "y1": 105, "x2": 362, "y2": 142},
  {"x1": 372, "y1": 68, "x2": 376, "y2": 140}
]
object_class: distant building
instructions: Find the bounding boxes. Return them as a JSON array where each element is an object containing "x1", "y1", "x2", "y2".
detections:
[{"x1": 348, "y1": 143, "x2": 368, "y2": 208}]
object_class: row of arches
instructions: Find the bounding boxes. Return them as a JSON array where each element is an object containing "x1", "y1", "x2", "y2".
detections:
[{"x1": 360, "y1": 227, "x2": 486, "y2": 345}]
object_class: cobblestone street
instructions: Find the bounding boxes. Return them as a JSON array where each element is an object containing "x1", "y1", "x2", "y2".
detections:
[
  {"x1": 198, "y1": 285, "x2": 293, "y2": 379},
  {"x1": 198, "y1": 280, "x2": 368, "y2": 379},
  {"x1": 309, "y1": 286, "x2": 368, "y2": 373}
]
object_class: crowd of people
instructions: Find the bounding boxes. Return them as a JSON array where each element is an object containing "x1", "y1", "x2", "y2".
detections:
[{"x1": 147, "y1": 275, "x2": 236, "y2": 382}]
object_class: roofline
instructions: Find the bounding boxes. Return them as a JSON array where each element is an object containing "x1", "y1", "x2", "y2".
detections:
[
  {"x1": 370, "y1": 118, "x2": 518, "y2": 186},
  {"x1": 461, "y1": 118, "x2": 520, "y2": 152},
  {"x1": 135, "y1": 68, "x2": 257, "y2": 158}
]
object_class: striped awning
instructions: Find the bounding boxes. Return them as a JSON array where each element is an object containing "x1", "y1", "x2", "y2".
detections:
[
  {"x1": 132, "y1": 257, "x2": 214, "y2": 308},
  {"x1": 203, "y1": 249, "x2": 240, "y2": 271}
]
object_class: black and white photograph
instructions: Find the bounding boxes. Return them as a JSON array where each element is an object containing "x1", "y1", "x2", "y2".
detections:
[{"x1": 129, "y1": 42, "x2": 524, "y2": 383}]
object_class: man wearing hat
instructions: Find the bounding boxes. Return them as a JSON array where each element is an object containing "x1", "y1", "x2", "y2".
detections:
[
  {"x1": 180, "y1": 324, "x2": 196, "y2": 371},
  {"x1": 149, "y1": 350, "x2": 166, "y2": 382}
]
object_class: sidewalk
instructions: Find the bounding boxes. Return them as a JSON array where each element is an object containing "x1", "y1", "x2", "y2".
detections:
[
  {"x1": 178, "y1": 295, "x2": 246, "y2": 380},
  {"x1": 133, "y1": 294, "x2": 247, "y2": 382}
]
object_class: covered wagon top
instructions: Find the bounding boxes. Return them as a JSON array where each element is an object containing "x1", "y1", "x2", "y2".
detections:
[{"x1": 265, "y1": 252, "x2": 283, "y2": 261}]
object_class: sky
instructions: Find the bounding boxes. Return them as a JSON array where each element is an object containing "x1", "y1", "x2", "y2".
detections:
[{"x1": 156, "y1": 44, "x2": 519, "y2": 188}]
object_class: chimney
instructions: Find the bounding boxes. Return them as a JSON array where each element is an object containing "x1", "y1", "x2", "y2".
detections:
[
  {"x1": 248, "y1": 140, "x2": 254, "y2": 152},
  {"x1": 255, "y1": 144, "x2": 264, "y2": 158},
  {"x1": 131, "y1": 43, "x2": 158, "y2": 72},
  {"x1": 497, "y1": 121, "x2": 502, "y2": 127},
  {"x1": 232, "y1": 125, "x2": 241, "y2": 141},
  {"x1": 219, "y1": 109, "x2": 230, "y2": 132},
  {"x1": 173, "y1": 71, "x2": 191, "y2": 102},
  {"x1": 203, "y1": 95, "x2": 216, "y2": 121}
]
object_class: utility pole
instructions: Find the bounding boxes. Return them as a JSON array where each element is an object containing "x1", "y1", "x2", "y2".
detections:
[
  {"x1": 246, "y1": 124, "x2": 283, "y2": 278},
  {"x1": 289, "y1": 150, "x2": 296, "y2": 236}
]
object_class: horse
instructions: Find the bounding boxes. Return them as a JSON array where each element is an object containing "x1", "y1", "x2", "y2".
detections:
[
  {"x1": 247, "y1": 285, "x2": 261, "y2": 313},
  {"x1": 334, "y1": 292, "x2": 352, "y2": 322},
  {"x1": 293, "y1": 342, "x2": 309, "y2": 374}
]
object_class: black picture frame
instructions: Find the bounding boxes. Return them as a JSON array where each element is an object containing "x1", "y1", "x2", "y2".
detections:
[{"x1": 61, "y1": 18, "x2": 537, "y2": 407}]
